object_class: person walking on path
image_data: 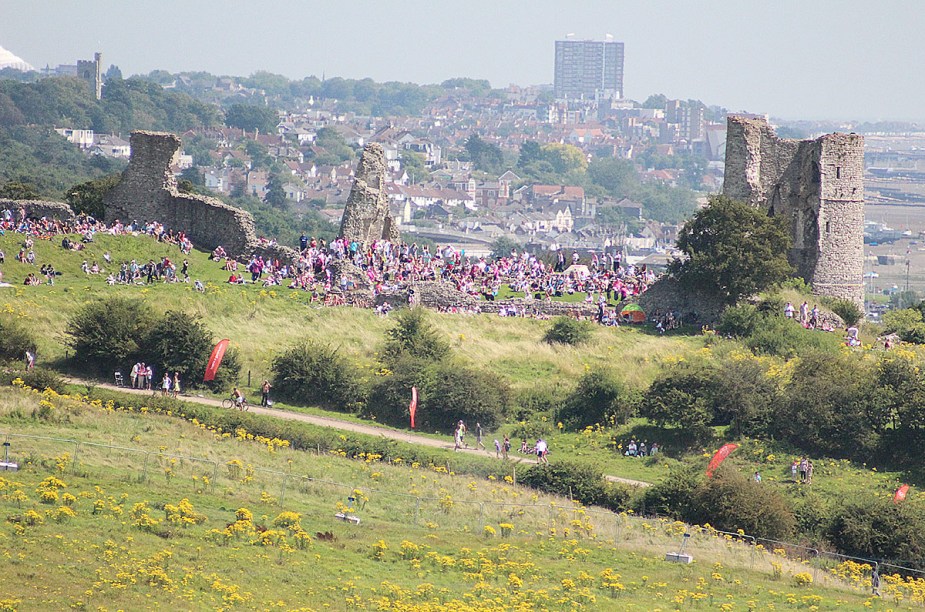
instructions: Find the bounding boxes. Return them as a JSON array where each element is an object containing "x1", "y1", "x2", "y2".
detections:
[
  {"x1": 161, "y1": 373, "x2": 171, "y2": 396},
  {"x1": 502, "y1": 436, "x2": 511, "y2": 459},
  {"x1": 172, "y1": 372, "x2": 181, "y2": 398},
  {"x1": 494, "y1": 439, "x2": 501, "y2": 459},
  {"x1": 131, "y1": 362, "x2": 140, "y2": 389},
  {"x1": 475, "y1": 422, "x2": 485, "y2": 450},
  {"x1": 872, "y1": 566, "x2": 882, "y2": 597},
  {"x1": 261, "y1": 380, "x2": 272, "y2": 407},
  {"x1": 536, "y1": 438, "x2": 549, "y2": 464}
]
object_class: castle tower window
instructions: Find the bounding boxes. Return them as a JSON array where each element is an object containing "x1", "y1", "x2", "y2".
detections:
[
  {"x1": 825, "y1": 221, "x2": 831, "y2": 234},
  {"x1": 836, "y1": 166, "x2": 841, "y2": 179}
]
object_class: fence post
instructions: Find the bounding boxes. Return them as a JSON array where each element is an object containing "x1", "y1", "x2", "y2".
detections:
[
  {"x1": 141, "y1": 452, "x2": 151, "y2": 482},
  {"x1": 512, "y1": 466, "x2": 516, "y2": 487},
  {"x1": 413, "y1": 497, "x2": 421, "y2": 525},
  {"x1": 279, "y1": 475, "x2": 289, "y2": 507},
  {"x1": 72, "y1": 441, "x2": 80, "y2": 472},
  {"x1": 211, "y1": 461, "x2": 219, "y2": 492}
]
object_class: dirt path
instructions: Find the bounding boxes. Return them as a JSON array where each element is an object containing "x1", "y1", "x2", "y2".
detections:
[{"x1": 71, "y1": 379, "x2": 650, "y2": 488}]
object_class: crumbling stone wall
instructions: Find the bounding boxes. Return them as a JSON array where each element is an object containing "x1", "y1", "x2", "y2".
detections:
[
  {"x1": 723, "y1": 116, "x2": 864, "y2": 305},
  {"x1": 339, "y1": 143, "x2": 397, "y2": 244},
  {"x1": 0, "y1": 199, "x2": 75, "y2": 221},
  {"x1": 104, "y1": 131, "x2": 263, "y2": 258}
]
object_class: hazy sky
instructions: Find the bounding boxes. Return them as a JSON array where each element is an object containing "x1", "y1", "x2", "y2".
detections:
[{"x1": 2, "y1": 1, "x2": 923, "y2": 121}]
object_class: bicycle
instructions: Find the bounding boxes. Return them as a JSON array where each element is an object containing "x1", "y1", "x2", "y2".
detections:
[{"x1": 222, "y1": 397, "x2": 249, "y2": 411}]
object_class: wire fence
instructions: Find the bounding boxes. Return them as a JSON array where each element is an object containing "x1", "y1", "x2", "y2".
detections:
[{"x1": 2, "y1": 428, "x2": 924, "y2": 600}]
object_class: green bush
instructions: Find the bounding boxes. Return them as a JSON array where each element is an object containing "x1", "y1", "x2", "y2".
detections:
[
  {"x1": 65, "y1": 297, "x2": 155, "y2": 374},
  {"x1": 1, "y1": 366, "x2": 66, "y2": 394},
  {"x1": 559, "y1": 368, "x2": 635, "y2": 430},
  {"x1": 829, "y1": 298, "x2": 863, "y2": 328},
  {"x1": 641, "y1": 361, "x2": 717, "y2": 433},
  {"x1": 744, "y1": 315, "x2": 842, "y2": 358},
  {"x1": 828, "y1": 497, "x2": 925, "y2": 571},
  {"x1": 519, "y1": 460, "x2": 631, "y2": 511},
  {"x1": 380, "y1": 308, "x2": 449, "y2": 366},
  {"x1": 544, "y1": 316, "x2": 592, "y2": 345},
  {"x1": 882, "y1": 308, "x2": 925, "y2": 344},
  {"x1": 772, "y1": 351, "x2": 878, "y2": 459},
  {"x1": 141, "y1": 311, "x2": 216, "y2": 390},
  {"x1": 717, "y1": 304, "x2": 761, "y2": 337},
  {"x1": 512, "y1": 385, "x2": 566, "y2": 421},
  {"x1": 689, "y1": 466, "x2": 796, "y2": 540},
  {"x1": 0, "y1": 315, "x2": 37, "y2": 363},
  {"x1": 366, "y1": 356, "x2": 508, "y2": 432},
  {"x1": 635, "y1": 464, "x2": 699, "y2": 518},
  {"x1": 271, "y1": 341, "x2": 365, "y2": 412}
]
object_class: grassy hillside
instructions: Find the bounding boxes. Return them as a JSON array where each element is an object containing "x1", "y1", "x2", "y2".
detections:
[
  {"x1": 0, "y1": 383, "x2": 913, "y2": 610},
  {"x1": 0, "y1": 232, "x2": 705, "y2": 392}
]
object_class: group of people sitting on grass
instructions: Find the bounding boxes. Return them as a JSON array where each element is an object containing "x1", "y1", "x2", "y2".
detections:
[
  {"x1": 209, "y1": 235, "x2": 655, "y2": 317},
  {"x1": 624, "y1": 439, "x2": 659, "y2": 457}
]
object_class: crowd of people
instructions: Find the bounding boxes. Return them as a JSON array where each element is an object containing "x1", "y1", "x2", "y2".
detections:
[
  {"x1": 623, "y1": 439, "x2": 660, "y2": 457},
  {"x1": 1, "y1": 206, "x2": 196, "y2": 288}
]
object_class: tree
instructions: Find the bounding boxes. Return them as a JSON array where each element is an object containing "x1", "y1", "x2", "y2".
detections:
[
  {"x1": 641, "y1": 361, "x2": 718, "y2": 434},
  {"x1": 271, "y1": 341, "x2": 365, "y2": 412},
  {"x1": 490, "y1": 236, "x2": 520, "y2": 260},
  {"x1": 65, "y1": 174, "x2": 120, "y2": 218},
  {"x1": 587, "y1": 157, "x2": 637, "y2": 197},
  {"x1": 65, "y1": 298, "x2": 155, "y2": 373},
  {"x1": 224, "y1": 103, "x2": 278, "y2": 134},
  {"x1": 380, "y1": 308, "x2": 449, "y2": 366},
  {"x1": 0, "y1": 179, "x2": 39, "y2": 200},
  {"x1": 559, "y1": 368, "x2": 634, "y2": 429},
  {"x1": 540, "y1": 143, "x2": 587, "y2": 175},
  {"x1": 669, "y1": 195, "x2": 793, "y2": 305},
  {"x1": 264, "y1": 173, "x2": 288, "y2": 209},
  {"x1": 641, "y1": 93, "x2": 668, "y2": 109},
  {"x1": 141, "y1": 311, "x2": 214, "y2": 388},
  {"x1": 464, "y1": 133, "x2": 504, "y2": 174}
]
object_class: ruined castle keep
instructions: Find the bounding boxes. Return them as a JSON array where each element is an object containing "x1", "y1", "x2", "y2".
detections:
[
  {"x1": 105, "y1": 131, "x2": 260, "y2": 257},
  {"x1": 723, "y1": 116, "x2": 864, "y2": 304},
  {"x1": 339, "y1": 143, "x2": 399, "y2": 245}
]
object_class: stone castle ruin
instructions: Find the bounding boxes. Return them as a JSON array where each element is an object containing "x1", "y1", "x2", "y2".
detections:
[
  {"x1": 339, "y1": 143, "x2": 399, "y2": 245},
  {"x1": 723, "y1": 116, "x2": 864, "y2": 305},
  {"x1": 104, "y1": 131, "x2": 297, "y2": 263}
]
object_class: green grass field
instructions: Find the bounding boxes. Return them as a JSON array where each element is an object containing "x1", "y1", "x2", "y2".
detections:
[{"x1": 0, "y1": 384, "x2": 917, "y2": 611}]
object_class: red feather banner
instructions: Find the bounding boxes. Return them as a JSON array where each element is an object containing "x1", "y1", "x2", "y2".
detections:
[
  {"x1": 409, "y1": 386, "x2": 418, "y2": 429},
  {"x1": 894, "y1": 484, "x2": 910, "y2": 504},
  {"x1": 706, "y1": 443, "x2": 739, "y2": 478},
  {"x1": 204, "y1": 339, "x2": 230, "y2": 382}
]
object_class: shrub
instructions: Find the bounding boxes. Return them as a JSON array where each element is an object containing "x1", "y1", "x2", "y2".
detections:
[
  {"x1": 512, "y1": 385, "x2": 565, "y2": 421},
  {"x1": 689, "y1": 466, "x2": 796, "y2": 540},
  {"x1": 635, "y1": 464, "x2": 699, "y2": 518},
  {"x1": 425, "y1": 360, "x2": 510, "y2": 431},
  {"x1": 544, "y1": 316, "x2": 592, "y2": 345},
  {"x1": 829, "y1": 298, "x2": 863, "y2": 328},
  {"x1": 772, "y1": 351, "x2": 878, "y2": 459},
  {"x1": 519, "y1": 460, "x2": 631, "y2": 511},
  {"x1": 717, "y1": 304, "x2": 761, "y2": 337},
  {"x1": 141, "y1": 311, "x2": 215, "y2": 389},
  {"x1": 366, "y1": 357, "x2": 508, "y2": 431},
  {"x1": 0, "y1": 315, "x2": 36, "y2": 363},
  {"x1": 827, "y1": 497, "x2": 925, "y2": 571},
  {"x1": 882, "y1": 308, "x2": 925, "y2": 344},
  {"x1": 712, "y1": 356, "x2": 778, "y2": 435},
  {"x1": 271, "y1": 341, "x2": 365, "y2": 412},
  {"x1": 65, "y1": 297, "x2": 155, "y2": 374},
  {"x1": 1, "y1": 367, "x2": 66, "y2": 394},
  {"x1": 641, "y1": 361, "x2": 717, "y2": 433},
  {"x1": 744, "y1": 315, "x2": 842, "y2": 358},
  {"x1": 380, "y1": 308, "x2": 449, "y2": 366},
  {"x1": 559, "y1": 368, "x2": 635, "y2": 430}
]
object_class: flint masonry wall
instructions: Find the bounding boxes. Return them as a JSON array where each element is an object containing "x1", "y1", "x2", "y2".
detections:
[
  {"x1": 104, "y1": 131, "x2": 261, "y2": 258},
  {"x1": 723, "y1": 116, "x2": 864, "y2": 305},
  {"x1": 0, "y1": 199, "x2": 75, "y2": 221},
  {"x1": 339, "y1": 143, "x2": 398, "y2": 245}
]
